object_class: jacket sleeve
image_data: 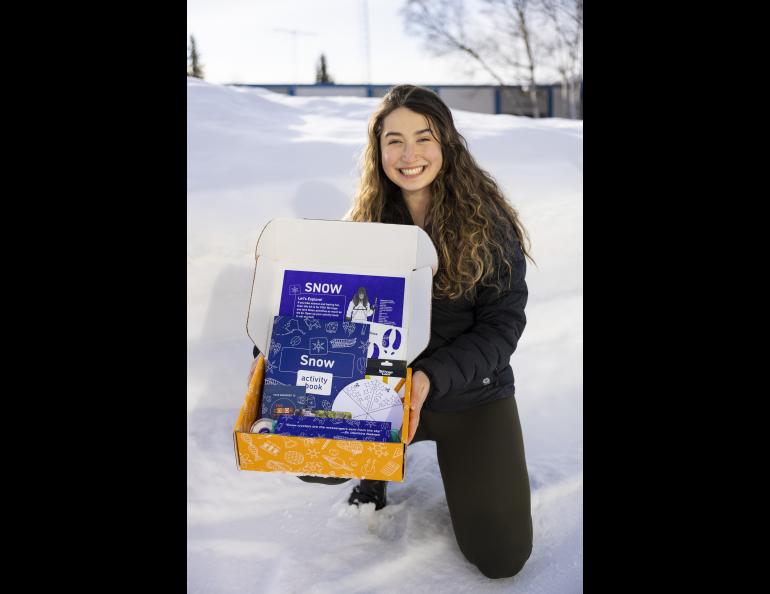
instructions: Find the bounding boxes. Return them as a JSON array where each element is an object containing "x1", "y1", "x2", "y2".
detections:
[{"x1": 413, "y1": 245, "x2": 528, "y2": 403}]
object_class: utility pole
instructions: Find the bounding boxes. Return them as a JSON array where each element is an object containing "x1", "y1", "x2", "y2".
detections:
[
  {"x1": 360, "y1": 0, "x2": 371, "y2": 84},
  {"x1": 273, "y1": 28, "x2": 318, "y2": 82}
]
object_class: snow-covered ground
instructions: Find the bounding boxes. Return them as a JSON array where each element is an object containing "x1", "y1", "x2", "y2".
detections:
[{"x1": 187, "y1": 77, "x2": 583, "y2": 593}]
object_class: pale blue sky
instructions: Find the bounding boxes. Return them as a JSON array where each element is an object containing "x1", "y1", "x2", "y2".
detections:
[{"x1": 186, "y1": 0, "x2": 494, "y2": 85}]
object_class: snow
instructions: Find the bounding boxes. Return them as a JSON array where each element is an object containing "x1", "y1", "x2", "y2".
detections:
[{"x1": 187, "y1": 77, "x2": 583, "y2": 592}]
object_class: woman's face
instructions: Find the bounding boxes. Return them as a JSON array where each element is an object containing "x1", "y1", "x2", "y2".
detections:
[{"x1": 380, "y1": 107, "x2": 443, "y2": 199}]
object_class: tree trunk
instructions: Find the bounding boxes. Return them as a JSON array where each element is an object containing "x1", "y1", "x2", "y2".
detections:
[{"x1": 515, "y1": 3, "x2": 539, "y2": 118}]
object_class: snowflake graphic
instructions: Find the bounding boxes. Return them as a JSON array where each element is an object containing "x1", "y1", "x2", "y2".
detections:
[
  {"x1": 289, "y1": 284, "x2": 300, "y2": 295},
  {"x1": 306, "y1": 448, "x2": 320, "y2": 459},
  {"x1": 265, "y1": 359, "x2": 277, "y2": 374},
  {"x1": 358, "y1": 340, "x2": 368, "y2": 353},
  {"x1": 312, "y1": 339, "x2": 325, "y2": 353}
]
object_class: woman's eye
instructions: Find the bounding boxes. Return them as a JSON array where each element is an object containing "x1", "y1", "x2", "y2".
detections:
[
  {"x1": 388, "y1": 140, "x2": 402, "y2": 145},
  {"x1": 418, "y1": 138, "x2": 430, "y2": 143}
]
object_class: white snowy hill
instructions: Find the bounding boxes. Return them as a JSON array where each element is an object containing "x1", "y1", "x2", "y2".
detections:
[{"x1": 187, "y1": 77, "x2": 583, "y2": 593}]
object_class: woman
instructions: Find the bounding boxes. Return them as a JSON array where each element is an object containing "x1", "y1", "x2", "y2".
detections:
[{"x1": 251, "y1": 85, "x2": 534, "y2": 579}]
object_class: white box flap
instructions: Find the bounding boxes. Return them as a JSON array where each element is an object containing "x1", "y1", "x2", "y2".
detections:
[{"x1": 247, "y1": 218, "x2": 438, "y2": 365}]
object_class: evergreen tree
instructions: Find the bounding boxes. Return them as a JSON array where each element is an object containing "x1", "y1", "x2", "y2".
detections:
[
  {"x1": 187, "y1": 35, "x2": 204, "y2": 79},
  {"x1": 315, "y1": 54, "x2": 334, "y2": 84}
]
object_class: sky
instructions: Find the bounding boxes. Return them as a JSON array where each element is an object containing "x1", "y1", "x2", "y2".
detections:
[
  {"x1": 187, "y1": 78, "x2": 583, "y2": 592},
  {"x1": 187, "y1": 0, "x2": 510, "y2": 85}
]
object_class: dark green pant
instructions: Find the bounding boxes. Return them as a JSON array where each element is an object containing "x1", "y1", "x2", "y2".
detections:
[{"x1": 301, "y1": 395, "x2": 533, "y2": 579}]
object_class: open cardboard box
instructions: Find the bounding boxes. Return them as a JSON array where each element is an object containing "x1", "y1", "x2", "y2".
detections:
[{"x1": 233, "y1": 218, "x2": 437, "y2": 481}]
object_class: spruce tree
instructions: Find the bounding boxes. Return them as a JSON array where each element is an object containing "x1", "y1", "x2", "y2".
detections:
[
  {"x1": 315, "y1": 54, "x2": 334, "y2": 84},
  {"x1": 187, "y1": 35, "x2": 204, "y2": 79}
]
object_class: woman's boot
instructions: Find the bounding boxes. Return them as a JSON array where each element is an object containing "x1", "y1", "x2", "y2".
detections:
[{"x1": 348, "y1": 479, "x2": 388, "y2": 510}]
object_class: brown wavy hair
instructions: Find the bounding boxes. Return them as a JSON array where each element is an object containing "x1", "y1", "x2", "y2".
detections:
[{"x1": 348, "y1": 84, "x2": 534, "y2": 300}]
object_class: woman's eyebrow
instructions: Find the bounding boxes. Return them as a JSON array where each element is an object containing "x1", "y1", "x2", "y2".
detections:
[{"x1": 383, "y1": 128, "x2": 432, "y2": 137}]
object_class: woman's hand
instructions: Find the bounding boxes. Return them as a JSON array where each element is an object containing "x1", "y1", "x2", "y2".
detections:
[{"x1": 406, "y1": 370, "x2": 430, "y2": 445}]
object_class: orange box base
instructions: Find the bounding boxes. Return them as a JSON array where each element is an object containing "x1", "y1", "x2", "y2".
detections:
[{"x1": 233, "y1": 356, "x2": 412, "y2": 482}]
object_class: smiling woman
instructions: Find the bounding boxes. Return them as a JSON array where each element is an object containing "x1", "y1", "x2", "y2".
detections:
[
  {"x1": 247, "y1": 84, "x2": 536, "y2": 580},
  {"x1": 379, "y1": 110, "x2": 443, "y2": 227},
  {"x1": 343, "y1": 85, "x2": 535, "y2": 579}
]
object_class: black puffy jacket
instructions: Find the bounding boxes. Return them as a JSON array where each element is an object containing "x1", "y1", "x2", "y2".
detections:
[
  {"x1": 412, "y1": 240, "x2": 527, "y2": 412},
  {"x1": 253, "y1": 207, "x2": 528, "y2": 413}
]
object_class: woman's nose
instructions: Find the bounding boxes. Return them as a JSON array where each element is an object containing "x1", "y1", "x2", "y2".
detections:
[{"x1": 401, "y1": 142, "x2": 419, "y2": 162}]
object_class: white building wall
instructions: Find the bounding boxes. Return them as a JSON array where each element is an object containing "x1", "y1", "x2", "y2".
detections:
[
  {"x1": 437, "y1": 87, "x2": 495, "y2": 114},
  {"x1": 294, "y1": 86, "x2": 367, "y2": 97}
]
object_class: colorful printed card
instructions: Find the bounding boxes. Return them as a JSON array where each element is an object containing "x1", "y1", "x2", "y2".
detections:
[{"x1": 279, "y1": 270, "x2": 406, "y2": 328}]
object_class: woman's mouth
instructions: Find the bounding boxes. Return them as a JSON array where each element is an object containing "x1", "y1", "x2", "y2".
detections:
[{"x1": 398, "y1": 166, "x2": 426, "y2": 178}]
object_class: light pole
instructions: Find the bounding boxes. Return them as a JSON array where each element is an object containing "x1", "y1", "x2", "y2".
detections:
[{"x1": 273, "y1": 28, "x2": 318, "y2": 83}]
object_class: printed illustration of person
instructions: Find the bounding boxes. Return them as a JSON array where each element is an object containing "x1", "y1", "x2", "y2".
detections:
[{"x1": 345, "y1": 286, "x2": 375, "y2": 323}]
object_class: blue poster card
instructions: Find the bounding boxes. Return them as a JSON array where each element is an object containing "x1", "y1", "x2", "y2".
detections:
[
  {"x1": 273, "y1": 415, "x2": 392, "y2": 442},
  {"x1": 265, "y1": 315, "x2": 370, "y2": 406},
  {"x1": 278, "y1": 270, "x2": 406, "y2": 328}
]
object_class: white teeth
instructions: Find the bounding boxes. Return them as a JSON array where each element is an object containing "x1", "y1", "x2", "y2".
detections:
[{"x1": 400, "y1": 166, "x2": 424, "y2": 176}]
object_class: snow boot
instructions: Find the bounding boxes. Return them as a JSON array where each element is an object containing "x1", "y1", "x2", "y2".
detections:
[{"x1": 348, "y1": 479, "x2": 387, "y2": 510}]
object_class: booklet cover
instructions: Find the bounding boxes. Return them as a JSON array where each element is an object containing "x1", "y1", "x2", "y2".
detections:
[{"x1": 265, "y1": 315, "x2": 370, "y2": 405}]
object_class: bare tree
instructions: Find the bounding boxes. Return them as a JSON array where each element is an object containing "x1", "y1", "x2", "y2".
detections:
[
  {"x1": 539, "y1": 0, "x2": 582, "y2": 118},
  {"x1": 187, "y1": 35, "x2": 204, "y2": 79},
  {"x1": 401, "y1": 0, "x2": 542, "y2": 116},
  {"x1": 401, "y1": 0, "x2": 507, "y2": 86},
  {"x1": 487, "y1": 0, "x2": 542, "y2": 117},
  {"x1": 401, "y1": 0, "x2": 583, "y2": 118}
]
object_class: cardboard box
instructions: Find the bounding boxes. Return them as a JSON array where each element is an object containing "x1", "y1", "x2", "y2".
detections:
[{"x1": 233, "y1": 218, "x2": 437, "y2": 481}]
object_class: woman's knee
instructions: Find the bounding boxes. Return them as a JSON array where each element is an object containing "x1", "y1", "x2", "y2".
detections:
[{"x1": 473, "y1": 544, "x2": 532, "y2": 579}]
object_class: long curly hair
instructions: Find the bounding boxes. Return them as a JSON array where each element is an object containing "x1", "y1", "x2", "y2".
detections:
[{"x1": 348, "y1": 84, "x2": 534, "y2": 300}]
